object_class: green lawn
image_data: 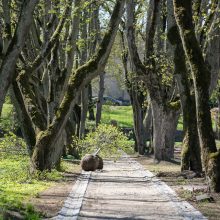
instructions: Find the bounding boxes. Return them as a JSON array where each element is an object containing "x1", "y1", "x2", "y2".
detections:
[
  {"x1": 100, "y1": 105, "x2": 133, "y2": 127},
  {"x1": 0, "y1": 134, "x2": 78, "y2": 219}
]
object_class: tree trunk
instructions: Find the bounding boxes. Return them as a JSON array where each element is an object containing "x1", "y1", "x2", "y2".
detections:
[
  {"x1": 10, "y1": 80, "x2": 36, "y2": 155},
  {"x1": 167, "y1": 3, "x2": 202, "y2": 172},
  {"x1": 217, "y1": 95, "x2": 220, "y2": 139},
  {"x1": 79, "y1": 87, "x2": 89, "y2": 138},
  {"x1": 126, "y1": 0, "x2": 179, "y2": 160},
  {"x1": 174, "y1": 0, "x2": 220, "y2": 192},
  {"x1": 152, "y1": 101, "x2": 179, "y2": 161},
  {"x1": 88, "y1": 83, "x2": 95, "y2": 121},
  {"x1": 0, "y1": 0, "x2": 39, "y2": 115},
  {"x1": 96, "y1": 72, "x2": 105, "y2": 126},
  {"x1": 31, "y1": 0, "x2": 125, "y2": 171},
  {"x1": 181, "y1": 97, "x2": 202, "y2": 172},
  {"x1": 131, "y1": 88, "x2": 146, "y2": 155},
  {"x1": 143, "y1": 101, "x2": 152, "y2": 142}
]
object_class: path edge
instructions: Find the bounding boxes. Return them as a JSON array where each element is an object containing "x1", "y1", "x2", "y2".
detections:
[
  {"x1": 126, "y1": 154, "x2": 208, "y2": 220},
  {"x1": 52, "y1": 170, "x2": 91, "y2": 220}
]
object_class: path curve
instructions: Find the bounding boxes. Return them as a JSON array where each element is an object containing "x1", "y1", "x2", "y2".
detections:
[{"x1": 54, "y1": 155, "x2": 207, "y2": 220}]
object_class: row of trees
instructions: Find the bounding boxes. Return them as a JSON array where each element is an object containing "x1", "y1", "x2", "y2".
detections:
[{"x1": 0, "y1": 0, "x2": 220, "y2": 191}]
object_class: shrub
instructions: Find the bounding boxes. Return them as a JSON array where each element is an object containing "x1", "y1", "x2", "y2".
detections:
[{"x1": 78, "y1": 124, "x2": 133, "y2": 160}]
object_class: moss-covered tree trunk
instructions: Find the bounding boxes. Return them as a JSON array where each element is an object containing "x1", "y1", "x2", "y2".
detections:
[
  {"x1": 174, "y1": 0, "x2": 220, "y2": 191},
  {"x1": 167, "y1": 4, "x2": 202, "y2": 172},
  {"x1": 31, "y1": 0, "x2": 125, "y2": 171},
  {"x1": 0, "y1": 0, "x2": 39, "y2": 115},
  {"x1": 181, "y1": 97, "x2": 202, "y2": 172}
]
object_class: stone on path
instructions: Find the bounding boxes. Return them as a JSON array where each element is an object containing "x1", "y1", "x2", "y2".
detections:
[{"x1": 54, "y1": 155, "x2": 207, "y2": 220}]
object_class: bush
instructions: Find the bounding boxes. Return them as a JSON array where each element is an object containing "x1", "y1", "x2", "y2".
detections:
[{"x1": 78, "y1": 124, "x2": 133, "y2": 160}]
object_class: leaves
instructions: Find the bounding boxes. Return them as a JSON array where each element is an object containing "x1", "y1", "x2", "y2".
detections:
[{"x1": 77, "y1": 124, "x2": 133, "y2": 160}]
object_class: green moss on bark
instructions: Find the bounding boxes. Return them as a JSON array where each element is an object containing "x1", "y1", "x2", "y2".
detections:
[
  {"x1": 207, "y1": 151, "x2": 220, "y2": 192},
  {"x1": 167, "y1": 100, "x2": 181, "y2": 110}
]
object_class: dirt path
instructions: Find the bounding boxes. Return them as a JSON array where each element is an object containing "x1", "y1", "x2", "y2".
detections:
[{"x1": 54, "y1": 155, "x2": 207, "y2": 220}]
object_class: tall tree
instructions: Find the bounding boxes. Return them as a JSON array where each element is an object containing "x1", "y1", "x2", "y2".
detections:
[
  {"x1": 167, "y1": 1, "x2": 202, "y2": 172},
  {"x1": 126, "y1": 0, "x2": 179, "y2": 160},
  {"x1": 31, "y1": 0, "x2": 126, "y2": 171},
  {"x1": 173, "y1": 0, "x2": 220, "y2": 192}
]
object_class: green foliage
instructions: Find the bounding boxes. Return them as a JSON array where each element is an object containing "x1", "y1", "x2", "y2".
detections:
[
  {"x1": 79, "y1": 124, "x2": 133, "y2": 159},
  {"x1": 0, "y1": 132, "x2": 26, "y2": 153}
]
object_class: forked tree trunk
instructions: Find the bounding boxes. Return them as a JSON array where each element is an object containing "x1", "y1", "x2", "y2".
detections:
[
  {"x1": 167, "y1": 5, "x2": 202, "y2": 172},
  {"x1": 126, "y1": 0, "x2": 179, "y2": 159},
  {"x1": 31, "y1": 0, "x2": 125, "y2": 171},
  {"x1": 174, "y1": 0, "x2": 220, "y2": 192}
]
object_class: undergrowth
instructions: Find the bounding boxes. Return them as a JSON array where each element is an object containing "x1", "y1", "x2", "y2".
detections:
[{"x1": 0, "y1": 133, "x2": 66, "y2": 219}]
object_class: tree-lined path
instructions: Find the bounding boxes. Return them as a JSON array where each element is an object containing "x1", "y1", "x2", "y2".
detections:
[{"x1": 55, "y1": 155, "x2": 206, "y2": 220}]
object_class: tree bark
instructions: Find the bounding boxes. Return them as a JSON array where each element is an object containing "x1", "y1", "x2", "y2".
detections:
[
  {"x1": 174, "y1": 0, "x2": 220, "y2": 192},
  {"x1": 143, "y1": 101, "x2": 152, "y2": 142},
  {"x1": 131, "y1": 88, "x2": 146, "y2": 155},
  {"x1": 152, "y1": 100, "x2": 179, "y2": 160},
  {"x1": 96, "y1": 72, "x2": 105, "y2": 126},
  {"x1": 126, "y1": 0, "x2": 179, "y2": 159},
  {"x1": 0, "y1": 0, "x2": 39, "y2": 115},
  {"x1": 167, "y1": 2, "x2": 202, "y2": 172},
  {"x1": 80, "y1": 87, "x2": 89, "y2": 138},
  {"x1": 79, "y1": 8, "x2": 89, "y2": 138},
  {"x1": 88, "y1": 83, "x2": 95, "y2": 121},
  {"x1": 31, "y1": 0, "x2": 125, "y2": 171},
  {"x1": 10, "y1": 80, "x2": 36, "y2": 155}
]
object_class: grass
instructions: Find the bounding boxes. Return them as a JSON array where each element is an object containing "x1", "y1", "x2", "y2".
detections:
[
  {"x1": 0, "y1": 134, "x2": 79, "y2": 219},
  {"x1": 99, "y1": 105, "x2": 133, "y2": 127},
  {"x1": 0, "y1": 153, "x2": 59, "y2": 219}
]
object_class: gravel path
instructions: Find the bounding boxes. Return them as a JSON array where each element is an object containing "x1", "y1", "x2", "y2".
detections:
[{"x1": 54, "y1": 155, "x2": 207, "y2": 220}]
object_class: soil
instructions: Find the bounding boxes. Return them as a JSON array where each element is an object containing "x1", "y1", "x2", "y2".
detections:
[
  {"x1": 134, "y1": 153, "x2": 220, "y2": 220},
  {"x1": 30, "y1": 165, "x2": 81, "y2": 218}
]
